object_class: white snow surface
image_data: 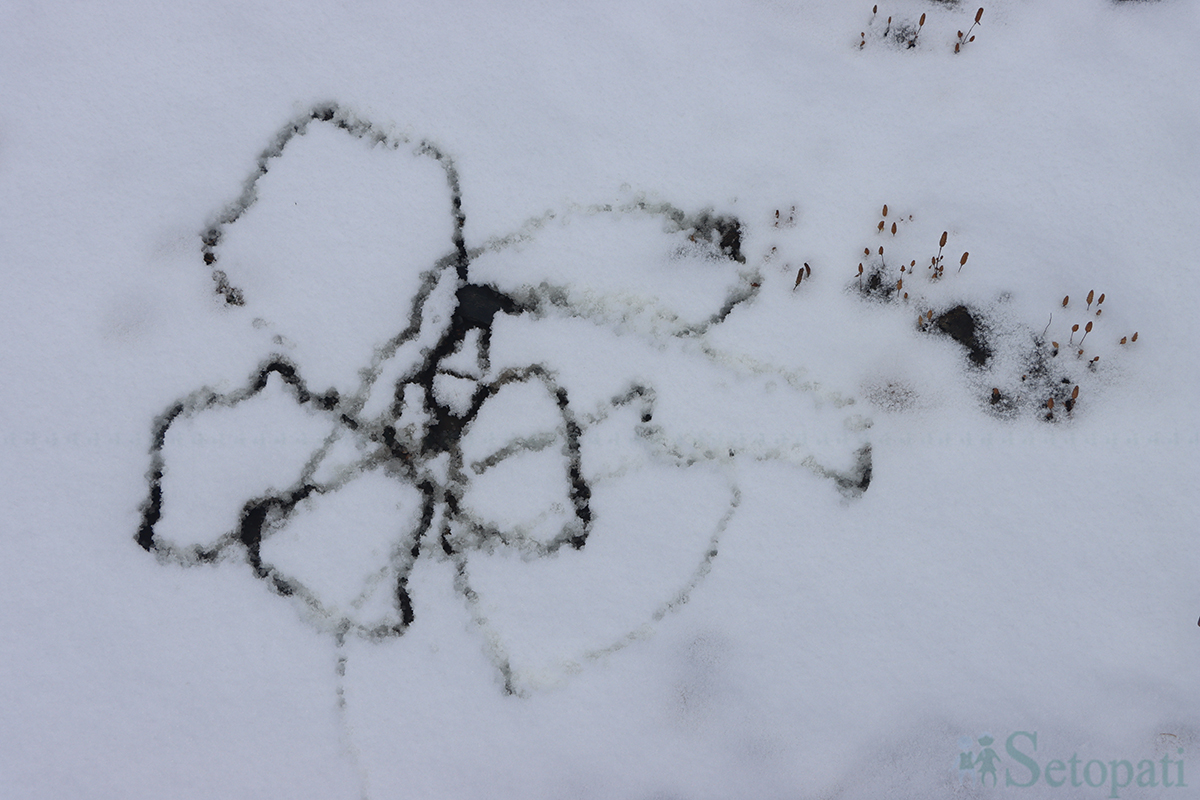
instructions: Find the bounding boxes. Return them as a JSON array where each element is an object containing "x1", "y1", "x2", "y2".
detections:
[{"x1": 3, "y1": 1, "x2": 1199, "y2": 798}]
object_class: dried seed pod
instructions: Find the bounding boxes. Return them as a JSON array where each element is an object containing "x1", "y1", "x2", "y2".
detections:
[
  {"x1": 1097, "y1": 293, "x2": 1105, "y2": 305},
  {"x1": 960, "y1": 252, "x2": 969, "y2": 266},
  {"x1": 879, "y1": 246, "x2": 884, "y2": 256},
  {"x1": 896, "y1": 278, "x2": 903, "y2": 291},
  {"x1": 1072, "y1": 385, "x2": 1079, "y2": 400},
  {"x1": 903, "y1": 292, "x2": 908, "y2": 300},
  {"x1": 940, "y1": 231, "x2": 948, "y2": 248},
  {"x1": 1052, "y1": 341, "x2": 1059, "y2": 349},
  {"x1": 954, "y1": 42, "x2": 961, "y2": 53},
  {"x1": 878, "y1": 220, "x2": 885, "y2": 232},
  {"x1": 1087, "y1": 289, "x2": 1094, "y2": 307},
  {"x1": 805, "y1": 263, "x2": 811, "y2": 278},
  {"x1": 891, "y1": 222, "x2": 897, "y2": 235},
  {"x1": 1085, "y1": 321, "x2": 1093, "y2": 332},
  {"x1": 910, "y1": 260, "x2": 916, "y2": 267},
  {"x1": 976, "y1": 7, "x2": 984, "y2": 23},
  {"x1": 858, "y1": 263, "x2": 864, "y2": 275},
  {"x1": 1062, "y1": 295, "x2": 1069, "y2": 307},
  {"x1": 864, "y1": 248, "x2": 870, "y2": 256},
  {"x1": 927, "y1": 309, "x2": 933, "y2": 320},
  {"x1": 873, "y1": 5, "x2": 878, "y2": 14},
  {"x1": 1120, "y1": 336, "x2": 1127, "y2": 344},
  {"x1": 795, "y1": 267, "x2": 804, "y2": 287},
  {"x1": 1047, "y1": 398, "x2": 1055, "y2": 410},
  {"x1": 1072, "y1": 324, "x2": 1079, "y2": 332},
  {"x1": 969, "y1": 35, "x2": 975, "y2": 42},
  {"x1": 1131, "y1": 332, "x2": 1138, "y2": 342},
  {"x1": 882, "y1": 204, "x2": 888, "y2": 217},
  {"x1": 919, "y1": 13, "x2": 926, "y2": 27}
]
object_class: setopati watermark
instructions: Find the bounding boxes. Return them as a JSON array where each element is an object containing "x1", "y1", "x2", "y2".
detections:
[{"x1": 957, "y1": 732, "x2": 1186, "y2": 797}]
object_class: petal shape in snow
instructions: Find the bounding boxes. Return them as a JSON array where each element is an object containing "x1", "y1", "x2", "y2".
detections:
[
  {"x1": 138, "y1": 359, "x2": 340, "y2": 564},
  {"x1": 203, "y1": 105, "x2": 464, "y2": 397}
]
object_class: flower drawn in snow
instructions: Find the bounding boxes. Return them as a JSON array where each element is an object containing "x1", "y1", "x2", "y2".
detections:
[{"x1": 137, "y1": 103, "x2": 872, "y2": 694}]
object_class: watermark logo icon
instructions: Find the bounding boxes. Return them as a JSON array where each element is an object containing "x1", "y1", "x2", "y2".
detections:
[{"x1": 959, "y1": 734, "x2": 1001, "y2": 787}]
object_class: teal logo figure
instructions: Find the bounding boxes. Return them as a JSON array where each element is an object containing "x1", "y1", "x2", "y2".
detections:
[
  {"x1": 975, "y1": 735, "x2": 1001, "y2": 786},
  {"x1": 955, "y1": 734, "x2": 1003, "y2": 786}
]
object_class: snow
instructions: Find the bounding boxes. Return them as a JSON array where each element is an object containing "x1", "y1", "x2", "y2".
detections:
[{"x1": 3, "y1": 1, "x2": 1198, "y2": 798}]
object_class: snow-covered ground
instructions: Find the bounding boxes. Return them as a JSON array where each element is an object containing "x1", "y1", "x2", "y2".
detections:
[{"x1": 3, "y1": 1, "x2": 1198, "y2": 798}]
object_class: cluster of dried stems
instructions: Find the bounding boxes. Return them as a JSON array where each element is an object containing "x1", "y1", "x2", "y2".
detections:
[{"x1": 860, "y1": 5, "x2": 982, "y2": 53}]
